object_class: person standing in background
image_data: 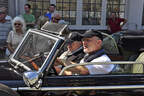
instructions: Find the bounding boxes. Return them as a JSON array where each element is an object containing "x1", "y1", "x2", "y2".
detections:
[
  {"x1": 107, "y1": 12, "x2": 127, "y2": 34},
  {"x1": 45, "y1": 4, "x2": 57, "y2": 22},
  {"x1": 22, "y1": 4, "x2": 35, "y2": 30},
  {"x1": 0, "y1": 7, "x2": 12, "y2": 22},
  {"x1": 7, "y1": 16, "x2": 26, "y2": 55},
  {"x1": 52, "y1": 13, "x2": 66, "y2": 24},
  {"x1": 0, "y1": 7, "x2": 12, "y2": 58},
  {"x1": 37, "y1": 4, "x2": 57, "y2": 29}
]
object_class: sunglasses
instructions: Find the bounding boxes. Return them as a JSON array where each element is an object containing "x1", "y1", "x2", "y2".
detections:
[{"x1": 14, "y1": 23, "x2": 22, "y2": 26}]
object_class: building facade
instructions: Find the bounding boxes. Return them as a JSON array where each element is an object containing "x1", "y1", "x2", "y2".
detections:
[{"x1": 4, "y1": 0, "x2": 144, "y2": 31}]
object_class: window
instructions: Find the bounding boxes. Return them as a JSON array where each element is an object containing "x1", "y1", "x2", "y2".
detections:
[
  {"x1": 56, "y1": 0, "x2": 77, "y2": 25},
  {"x1": 27, "y1": 0, "x2": 127, "y2": 30},
  {"x1": 106, "y1": 0, "x2": 127, "y2": 24},
  {"x1": 82, "y1": 0, "x2": 102, "y2": 25}
]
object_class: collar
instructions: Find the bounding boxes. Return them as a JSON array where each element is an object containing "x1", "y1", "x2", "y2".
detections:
[{"x1": 84, "y1": 49, "x2": 105, "y2": 62}]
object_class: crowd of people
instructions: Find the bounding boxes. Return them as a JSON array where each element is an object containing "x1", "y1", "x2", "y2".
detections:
[{"x1": 0, "y1": 4, "x2": 67, "y2": 59}]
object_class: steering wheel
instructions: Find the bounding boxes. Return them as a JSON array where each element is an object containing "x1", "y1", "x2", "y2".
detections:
[{"x1": 20, "y1": 55, "x2": 39, "y2": 71}]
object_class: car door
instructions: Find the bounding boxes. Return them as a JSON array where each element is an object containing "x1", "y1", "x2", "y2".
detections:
[{"x1": 43, "y1": 55, "x2": 144, "y2": 96}]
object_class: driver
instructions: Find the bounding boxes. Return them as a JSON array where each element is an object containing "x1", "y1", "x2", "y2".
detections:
[{"x1": 54, "y1": 32, "x2": 85, "y2": 73}]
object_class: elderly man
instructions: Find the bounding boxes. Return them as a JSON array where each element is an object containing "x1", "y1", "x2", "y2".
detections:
[
  {"x1": 52, "y1": 13, "x2": 66, "y2": 24},
  {"x1": 64, "y1": 30, "x2": 114, "y2": 75}
]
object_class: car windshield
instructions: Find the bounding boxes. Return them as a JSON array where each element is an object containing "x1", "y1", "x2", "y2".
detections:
[{"x1": 10, "y1": 30, "x2": 58, "y2": 71}]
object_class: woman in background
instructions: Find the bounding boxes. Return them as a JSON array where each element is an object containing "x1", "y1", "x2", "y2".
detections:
[{"x1": 7, "y1": 16, "x2": 26, "y2": 55}]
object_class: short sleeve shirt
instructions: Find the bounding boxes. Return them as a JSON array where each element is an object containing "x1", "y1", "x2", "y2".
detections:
[
  {"x1": 22, "y1": 13, "x2": 36, "y2": 29},
  {"x1": 7, "y1": 31, "x2": 24, "y2": 50},
  {"x1": 80, "y1": 54, "x2": 114, "y2": 74},
  {"x1": 108, "y1": 17, "x2": 125, "y2": 33},
  {"x1": 22, "y1": 13, "x2": 35, "y2": 23}
]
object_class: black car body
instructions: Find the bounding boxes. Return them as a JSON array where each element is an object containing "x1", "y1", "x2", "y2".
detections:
[{"x1": 0, "y1": 22, "x2": 144, "y2": 96}]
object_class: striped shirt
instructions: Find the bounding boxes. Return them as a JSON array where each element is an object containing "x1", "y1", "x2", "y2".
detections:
[{"x1": 0, "y1": 21, "x2": 11, "y2": 47}]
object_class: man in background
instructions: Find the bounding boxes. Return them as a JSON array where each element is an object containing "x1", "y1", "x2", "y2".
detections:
[
  {"x1": 22, "y1": 4, "x2": 35, "y2": 30},
  {"x1": 0, "y1": 7, "x2": 11, "y2": 58},
  {"x1": 1, "y1": 7, "x2": 12, "y2": 22},
  {"x1": 45, "y1": 4, "x2": 56, "y2": 22},
  {"x1": 108, "y1": 12, "x2": 127, "y2": 34}
]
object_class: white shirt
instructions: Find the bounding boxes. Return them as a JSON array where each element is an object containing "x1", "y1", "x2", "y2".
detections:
[
  {"x1": 80, "y1": 54, "x2": 114, "y2": 75},
  {"x1": 7, "y1": 31, "x2": 24, "y2": 50}
]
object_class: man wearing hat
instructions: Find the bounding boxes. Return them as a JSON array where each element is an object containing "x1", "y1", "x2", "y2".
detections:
[
  {"x1": 54, "y1": 32, "x2": 85, "y2": 73},
  {"x1": 64, "y1": 30, "x2": 114, "y2": 75},
  {"x1": 0, "y1": 7, "x2": 11, "y2": 58}
]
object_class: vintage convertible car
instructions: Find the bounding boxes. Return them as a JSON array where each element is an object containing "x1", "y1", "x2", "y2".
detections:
[{"x1": 0, "y1": 22, "x2": 144, "y2": 96}]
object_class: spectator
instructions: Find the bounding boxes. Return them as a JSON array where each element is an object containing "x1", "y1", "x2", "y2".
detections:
[
  {"x1": 37, "y1": 14, "x2": 50, "y2": 29},
  {"x1": 0, "y1": 7, "x2": 12, "y2": 22},
  {"x1": 22, "y1": 4, "x2": 35, "y2": 30},
  {"x1": 0, "y1": 7, "x2": 11, "y2": 58},
  {"x1": 45, "y1": 4, "x2": 56, "y2": 22},
  {"x1": 6, "y1": 16, "x2": 26, "y2": 55},
  {"x1": 52, "y1": 13, "x2": 66, "y2": 24},
  {"x1": 107, "y1": 12, "x2": 127, "y2": 34},
  {"x1": 64, "y1": 30, "x2": 114, "y2": 75},
  {"x1": 55, "y1": 32, "x2": 85, "y2": 73},
  {"x1": 37, "y1": 12, "x2": 66, "y2": 29}
]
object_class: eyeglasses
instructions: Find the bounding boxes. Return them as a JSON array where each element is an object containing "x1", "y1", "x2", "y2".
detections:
[{"x1": 14, "y1": 23, "x2": 22, "y2": 26}]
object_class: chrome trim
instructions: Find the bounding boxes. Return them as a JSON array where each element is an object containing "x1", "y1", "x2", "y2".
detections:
[
  {"x1": 23, "y1": 71, "x2": 42, "y2": 88},
  {"x1": 11, "y1": 88, "x2": 17, "y2": 91},
  {"x1": 41, "y1": 22, "x2": 68, "y2": 35},
  {"x1": 10, "y1": 59, "x2": 31, "y2": 71},
  {"x1": 30, "y1": 30, "x2": 61, "y2": 41},
  {"x1": 59, "y1": 61, "x2": 143, "y2": 75},
  {"x1": 15, "y1": 85, "x2": 144, "y2": 91}
]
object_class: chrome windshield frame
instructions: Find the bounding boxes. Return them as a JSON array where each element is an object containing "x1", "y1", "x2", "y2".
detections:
[{"x1": 10, "y1": 29, "x2": 64, "y2": 72}]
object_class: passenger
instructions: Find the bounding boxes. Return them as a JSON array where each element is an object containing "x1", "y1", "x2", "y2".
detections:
[
  {"x1": 54, "y1": 32, "x2": 85, "y2": 73},
  {"x1": 6, "y1": 16, "x2": 26, "y2": 55},
  {"x1": 64, "y1": 30, "x2": 114, "y2": 75}
]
